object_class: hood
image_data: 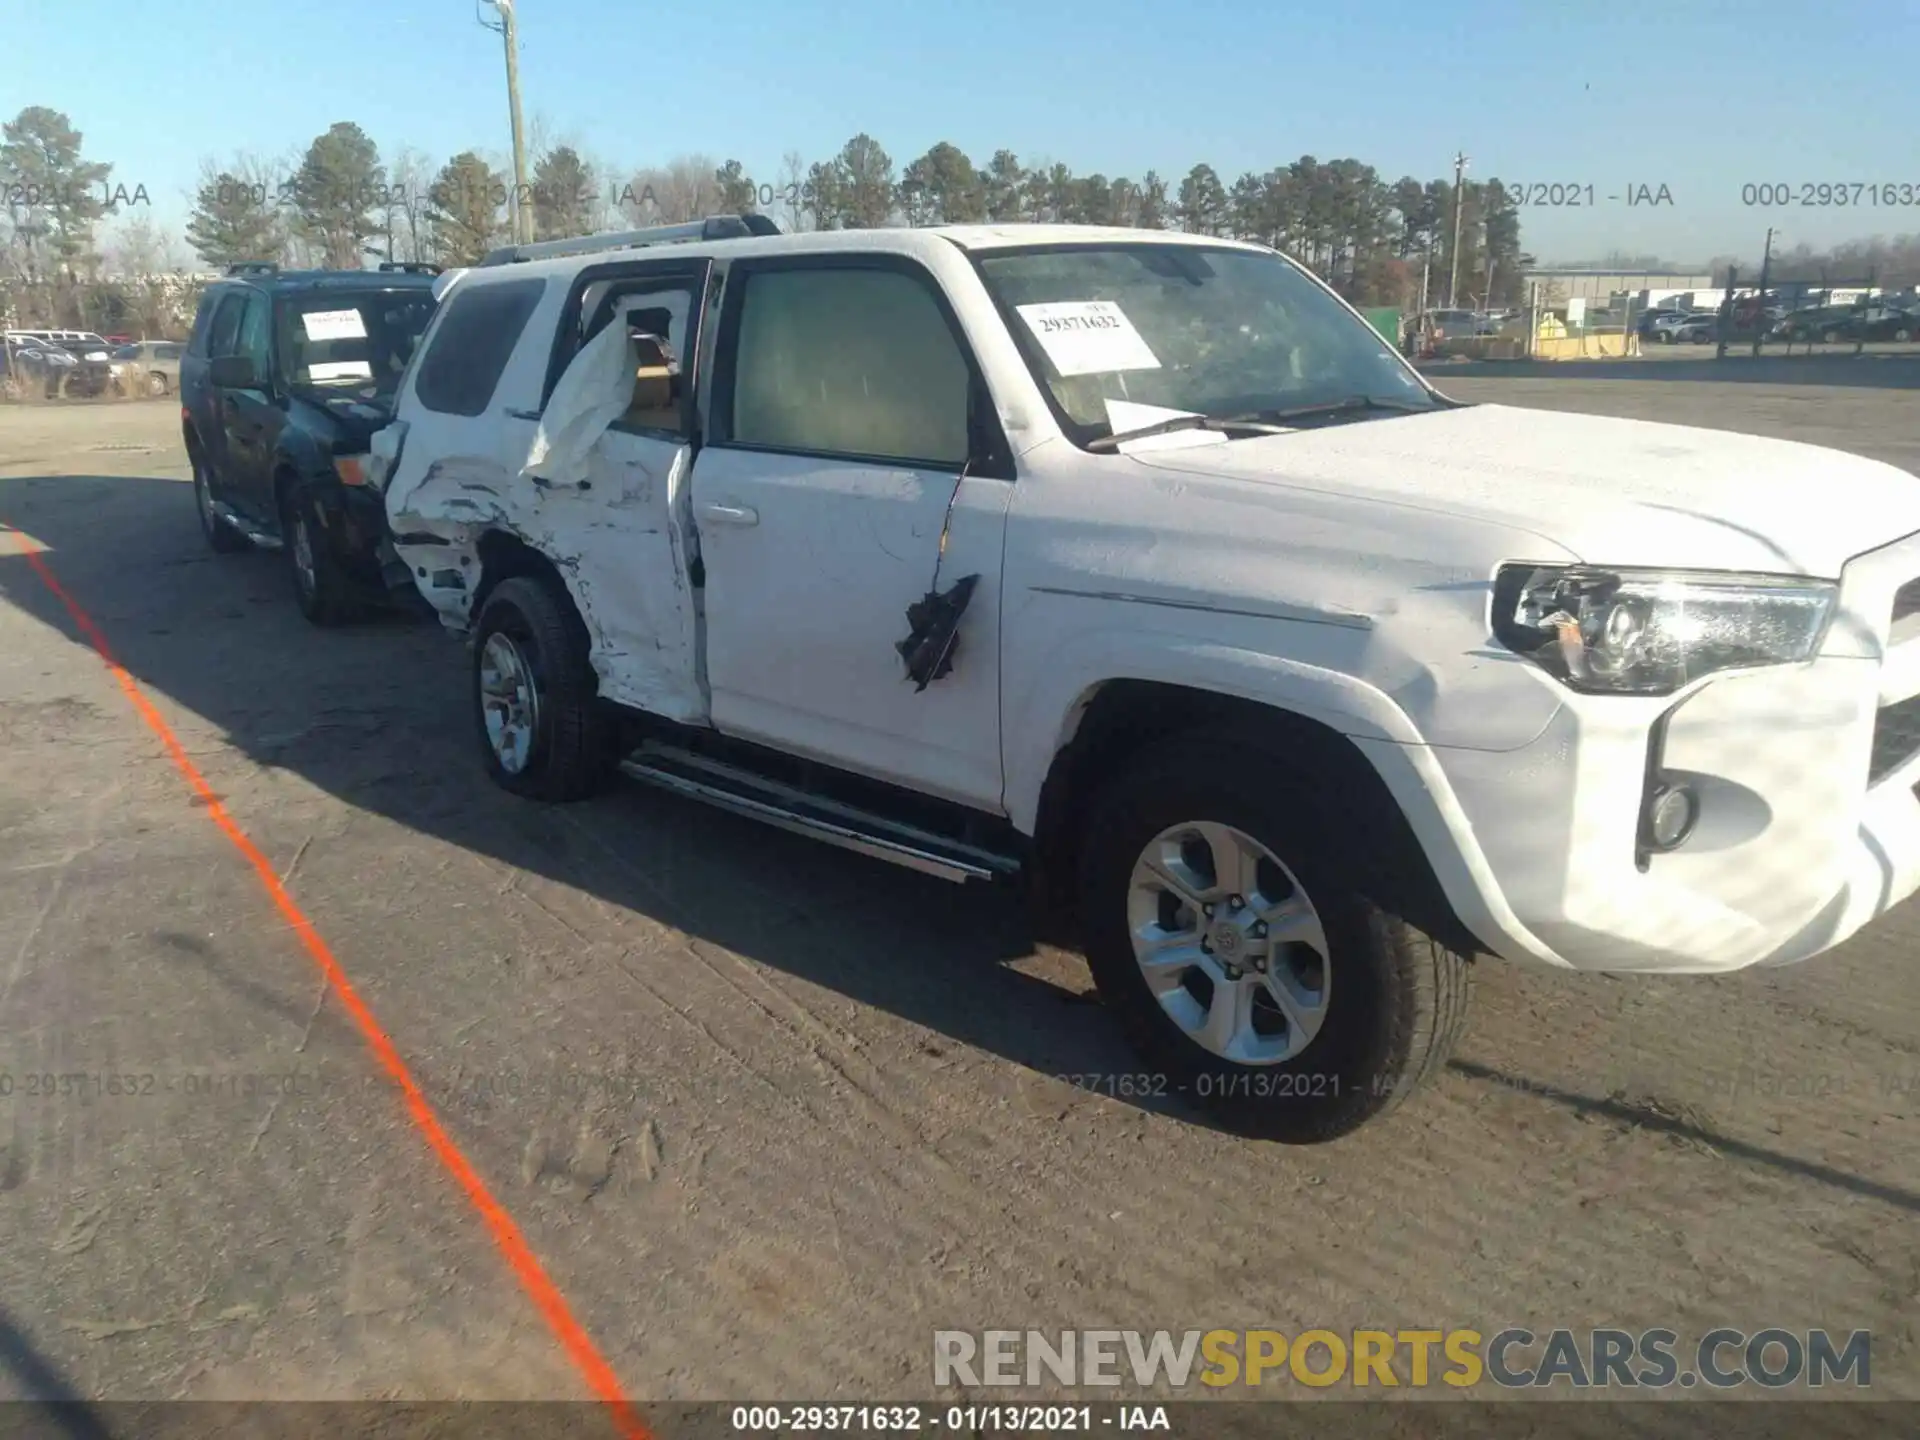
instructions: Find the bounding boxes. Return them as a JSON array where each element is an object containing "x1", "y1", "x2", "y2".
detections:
[
  {"x1": 1132, "y1": 402, "x2": 1920, "y2": 578},
  {"x1": 295, "y1": 387, "x2": 398, "y2": 447}
]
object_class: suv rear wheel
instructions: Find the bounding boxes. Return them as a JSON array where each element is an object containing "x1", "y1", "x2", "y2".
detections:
[
  {"x1": 1076, "y1": 732, "x2": 1471, "y2": 1143},
  {"x1": 193, "y1": 451, "x2": 248, "y2": 554},
  {"x1": 470, "y1": 575, "x2": 617, "y2": 801}
]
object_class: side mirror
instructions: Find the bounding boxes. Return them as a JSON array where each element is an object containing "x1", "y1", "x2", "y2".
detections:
[{"x1": 209, "y1": 354, "x2": 258, "y2": 389}]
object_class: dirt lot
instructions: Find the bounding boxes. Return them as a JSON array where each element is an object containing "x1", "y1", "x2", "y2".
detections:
[{"x1": 0, "y1": 378, "x2": 1916, "y2": 1419}]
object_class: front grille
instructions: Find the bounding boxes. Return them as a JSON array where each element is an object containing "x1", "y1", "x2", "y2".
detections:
[
  {"x1": 1893, "y1": 577, "x2": 1920, "y2": 623},
  {"x1": 1869, "y1": 693, "x2": 1920, "y2": 785}
]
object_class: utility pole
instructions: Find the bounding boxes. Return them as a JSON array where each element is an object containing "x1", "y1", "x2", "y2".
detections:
[
  {"x1": 1751, "y1": 226, "x2": 1774, "y2": 357},
  {"x1": 480, "y1": 0, "x2": 533, "y2": 244},
  {"x1": 1447, "y1": 150, "x2": 1469, "y2": 309}
]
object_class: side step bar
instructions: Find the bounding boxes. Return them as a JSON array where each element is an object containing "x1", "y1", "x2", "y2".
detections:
[
  {"x1": 617, "y1": 742, "x2": 1022, "y2": 884},
  {"x1": 211, "y1": 501, "x2": 283, "y2": 551}
]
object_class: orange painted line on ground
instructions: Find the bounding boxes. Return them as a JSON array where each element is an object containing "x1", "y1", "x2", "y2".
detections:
[{"x1": 3, "y1": 526, "x2": 652, "y2": 1440}]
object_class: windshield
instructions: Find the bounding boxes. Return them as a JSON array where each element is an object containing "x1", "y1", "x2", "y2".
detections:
[
  {"x1": 975, "y1": 243, "x2": 1438, "y2": 447},
  {"x1": 276, "y1": 289, "x2": 437, "y2": 395}
]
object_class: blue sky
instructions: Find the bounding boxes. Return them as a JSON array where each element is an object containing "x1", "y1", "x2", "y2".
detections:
[{"x1": 8, "y1": 0, "x2": 1917, "y2": 265}]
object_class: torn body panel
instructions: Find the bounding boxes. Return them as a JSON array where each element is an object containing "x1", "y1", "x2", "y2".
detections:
[{"x1": 385, "y1": 309, "x2": 708, "y2": 727}]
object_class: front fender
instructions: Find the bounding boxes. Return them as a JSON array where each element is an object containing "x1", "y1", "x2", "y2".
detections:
[
  {"x1": 1003, "y1": 624, "x2": 1431, "y2": 834},
  {"x1": 1002, "y1": 624, "x2": 1570, "y2": 970}
]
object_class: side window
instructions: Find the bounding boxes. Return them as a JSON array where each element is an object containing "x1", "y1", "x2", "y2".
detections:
[
  {"x1": 187, "y1": 299, "x2": 216, "y2": 354},
  {"x1": 414, "y1": 276, "x2": 547, "y2": 417},
  {"x1": 205, "y1": 294, "x2": 247, "y2": 357},
  {"x1": 236, "y1": 293, "x2": 272, "y2": 378},
  {"x1": 724, "y1": 265, "x2": 971, "y2": 469},
  {"x1": 596, "y1": 283, "x2": 694, "y2": 437}
]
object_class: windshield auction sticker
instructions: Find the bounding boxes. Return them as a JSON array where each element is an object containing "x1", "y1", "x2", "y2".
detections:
[
  {"x1": 300, "y1": 308, "x2": 368, "y2": 342},
  {"x1": 1016, "y1": 300, "x2": 1161, "y2": 376},
  {"x1": 307, "y1": 360, "x2": 373, "y2": 381}
]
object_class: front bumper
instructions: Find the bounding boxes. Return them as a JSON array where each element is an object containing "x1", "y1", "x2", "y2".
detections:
[
  {"x1": 317, "y1": 483, "x2": 402, "y2": 598},
  {"x1": 1425, "y1": 529, "x2": 1920, "y2": 974}
]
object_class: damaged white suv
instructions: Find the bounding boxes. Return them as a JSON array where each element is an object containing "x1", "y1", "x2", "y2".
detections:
[{"x1": 375, "y1": 215, "x2": 1920, "y2": 1142}]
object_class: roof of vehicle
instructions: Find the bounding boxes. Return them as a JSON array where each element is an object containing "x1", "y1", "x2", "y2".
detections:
[
  {"x1": 206, "y1": 266, "x2": 440, "y2": 298},
  {"x1": 456, "y1": 222, "x2": 1275, "y2": 288}
]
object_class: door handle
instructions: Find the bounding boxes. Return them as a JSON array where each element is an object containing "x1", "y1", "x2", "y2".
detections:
[{"x1": 697, "y1": 501, "x2": 758, "y2": 527}]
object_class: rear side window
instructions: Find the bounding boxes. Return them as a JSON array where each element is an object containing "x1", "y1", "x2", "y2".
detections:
[
  {"x1": 205, "y1": 294, "x2": 247, "y2": 357},
  {"x1": 189, "y1": 292, "x2": 227, "y2": 354},
  {"x1": 414, "y1": 276, "x2": 546, "y2": 417}
]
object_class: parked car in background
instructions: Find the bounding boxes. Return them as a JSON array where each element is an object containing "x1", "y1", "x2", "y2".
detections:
[
  {"x1": 1422, "y1": 308, "x2": 1482, "y2": 341},
  {"x1": 181, "y1": 260, "x2": 441, "y2": 623},
  {"x1": 373, "y1": 215, "x2": 1920, "y2": 1143},
  {"x1": 1669, "y1": 313, "x2": 1722, "y2": 344},
  {"x1": 109, "y1": 340, "x2": 184, "y2": 396},
  {"x1": 1, "y1": 336, "x2": 72, "y2": 397},
  {"x1": 1649, "y1": 310, "x2": 1706, "y2": 342},
  {"x1": 1772, "y1": 305, "x2": 1860, "y2": 342},
  {"x1": 1832, "y1": 307, "x2": 1920, "y2": 344},
  {"x1": 1, "y1": 329, "x2": 115, "y2": 396}
]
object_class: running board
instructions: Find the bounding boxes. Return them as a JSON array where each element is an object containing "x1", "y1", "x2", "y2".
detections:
[
  {"x1": 211, "y1": 501, "x2": 283, "y2": 551},
  {"x1": 617, "y1": 743, "x2": 1022, "y2": 884}
]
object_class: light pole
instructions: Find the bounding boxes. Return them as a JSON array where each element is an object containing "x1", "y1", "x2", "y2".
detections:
[
  {"x1": 1447, "y1": 150, "x2": 1469, "y2": 309},
  {"x1": 479, "y1": 0, "x2": 533, "y2": 244},
  {"x1": 1752, "y1": 226, "x2": 1776, "y2": 356}
]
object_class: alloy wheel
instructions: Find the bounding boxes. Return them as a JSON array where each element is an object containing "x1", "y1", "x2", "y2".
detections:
[
  {"x1": 478, "y1": 631, "x2": 541, "y2": 775},
  {"x1": 1126, "y1": 821, "x2": 1331, "y2": 1065}
]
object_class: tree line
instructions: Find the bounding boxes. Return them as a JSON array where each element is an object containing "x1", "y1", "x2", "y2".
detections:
[
  {"x1": 5, "y1": 103, "x2": 1917, "y2": 338},
  {"x1": 176, "y1": 126, "x2": 1534, "y2": 312}
]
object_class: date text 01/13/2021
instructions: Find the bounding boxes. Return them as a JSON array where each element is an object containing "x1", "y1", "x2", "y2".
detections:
[
  {"x1": 729, "y1": 1405, "x2": 1170, "y2": 1431},
  {"x1": 1053, "y1": 1071, "x2": 1357, "y2": 1100}
]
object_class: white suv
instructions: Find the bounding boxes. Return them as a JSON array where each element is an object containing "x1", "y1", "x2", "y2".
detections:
[{"x1": 374, "y1": 216, "x2": 1920, "y2": 1142}]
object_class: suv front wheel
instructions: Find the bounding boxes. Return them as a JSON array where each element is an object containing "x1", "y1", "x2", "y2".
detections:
[
  {"x1": 1076, "y1": 732, "x2": 1472, "y2": 1143},
  {"x1": 470, "y1": 575, "x2": 618, "y2": 802},
  {"x1": 283, "y1": 487, "x2": 357, "y2": 626}
]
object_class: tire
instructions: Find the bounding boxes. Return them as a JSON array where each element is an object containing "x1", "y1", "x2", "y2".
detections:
[
  {"x1": 148, "y1": 371, "x2": 168, "y2": 397},
  {"x1": 193, "y1": 450, "x2": 249, "y2": 554},
  {"x1": 470, "y1": 574, "x2": 618, "y2": 802},
  {"x1": 1895, "y1": 329, "x2": 1912, "y2": 343},
  {"x1": 282, "y1": 485, "x2": 357, "y2": 626},
  {"x1": 1076, "y1": 731, "x2": 1471, "y2": 1143},
  {"x1": 1821, "y1": 329, "x2": 1839, "y2": 344}
]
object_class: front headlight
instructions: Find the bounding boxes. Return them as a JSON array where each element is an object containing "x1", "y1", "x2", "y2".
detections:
[{"x1": 1491, "y1": 564, "x2": 1837, "y2": 696}]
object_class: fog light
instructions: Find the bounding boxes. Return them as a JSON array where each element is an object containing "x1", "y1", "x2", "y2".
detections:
[{"x1": 1645, "y1": 782, "x2": 1698, "y2": 851}]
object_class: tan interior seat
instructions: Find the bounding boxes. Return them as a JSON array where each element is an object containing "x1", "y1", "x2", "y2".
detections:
[{"x1": 621, "y1": 315, "x2": 682, "y2": 432}]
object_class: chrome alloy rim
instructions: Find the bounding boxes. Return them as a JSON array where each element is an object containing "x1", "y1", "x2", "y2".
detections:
[
  {"x1": 1126, "y1": 821, "x2": 1332, "y2": 1064},
  {"x1": 478, "y1": 631, "x2": 541, "y2": 774}
]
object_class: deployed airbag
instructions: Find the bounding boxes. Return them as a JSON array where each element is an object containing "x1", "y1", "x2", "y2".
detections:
[{"x1": 522, "y1": 317, "x2": 636, "y2": 489}]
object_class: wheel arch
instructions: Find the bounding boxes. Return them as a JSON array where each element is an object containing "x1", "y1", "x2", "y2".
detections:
[
  {"x1": 469, "y1": 529, "x2": 601, "y2": 664},
  {"x1": 1025, "y1": 674, "x2": 1487, "y2": 960}
]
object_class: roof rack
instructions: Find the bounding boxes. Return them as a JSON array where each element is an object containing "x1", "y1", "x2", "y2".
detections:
[
  {"x1": 476, "y1": 213, "x2": 780, "y2": 267},
  {"x1": 227, "y1": 260, "x2": 281, "y2": 276},
  {"x1": 378, "y1": 261, "x2": 442, "y2": 275}
]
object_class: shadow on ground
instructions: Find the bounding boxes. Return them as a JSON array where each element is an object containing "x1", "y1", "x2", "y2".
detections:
[{"x1": 0, "y1": 472, "x2": 1187, "y2": 1124}]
